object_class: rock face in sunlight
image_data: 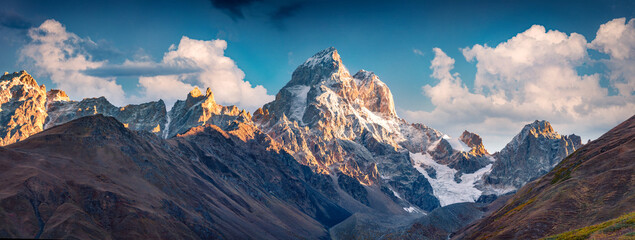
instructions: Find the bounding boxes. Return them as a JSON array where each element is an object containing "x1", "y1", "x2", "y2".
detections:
[
  {"x1": 45, "y1": 89, "x2": 69, "y2": 106},
  {"x1": 0, "y1": 71, "x2": 47, "y2": 146},
  {"x1": 484, "y1": 120, "x2": 582, "y2": 190},
  {"x1": 165, "y1": 87, "x2": 251, "y2": 138}
]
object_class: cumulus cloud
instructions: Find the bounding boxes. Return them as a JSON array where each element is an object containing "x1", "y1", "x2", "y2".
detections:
[
  {"x1": 590, "y1": 18, "x2": 635, "y2": 96},
  {"x1": 133, "y1": 36, "x2": 274, "y2": 110},
  {"x1": 134, "y1": 75, "x2": 196, "y2": 106},
  {"x1": 20, "y1": 19, "x2": 127, "y2": 105},
  {"x1": 404, "y1": 21, "x2": 635, "y2": 151},
  {"x1": 82, "y1": 60, "x2": 201, "y2": 77},
  {"x1": 21, "y1": 19, "x2": 273, "y2": 110}
]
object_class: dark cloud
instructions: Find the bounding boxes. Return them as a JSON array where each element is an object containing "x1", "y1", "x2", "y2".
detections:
[
  {"x1": 209, "y1": 0, "x2": 259, "y2": 20},
  {"x1": 271, "y1": 2, "x2": 304, "y2": 29},
  {"x1": 82, "y1": 63, "x2": 201, "y2": 78},
  {"x1": 81, "y1": 39, "x2": 125, "y2": 62},
  {"x1": 0, "y1": 11, "x2": 32, "y2": 30},
  {"x1": 209, "y1": 0, "x2": 305, "y2": 28},
  {"x1": 271, "y1": 2, "x2": 303, "y2": 21}
]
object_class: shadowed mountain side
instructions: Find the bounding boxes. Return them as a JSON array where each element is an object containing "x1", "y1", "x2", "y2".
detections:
[
  {"x1": 0, "y1": 115, "x2": 350, "y2": 239},
  {"x1": 454, "y1": 115, "x2": 635, "y2": 240}
]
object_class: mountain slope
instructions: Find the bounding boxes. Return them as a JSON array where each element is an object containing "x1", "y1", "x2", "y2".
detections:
[
  {"x1": 0, "y1": 115, "x2": 349, "y2": 239},
  {"x1": 455, "y1": 114, "x2": 635, "y2": 239}
]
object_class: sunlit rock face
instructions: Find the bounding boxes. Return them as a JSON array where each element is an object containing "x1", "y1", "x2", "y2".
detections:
[
  {"x1": 485, "y1": 120, "x2": 582, "y2": 189},
  {"x1": 0, "y1": 71, "x2": 47, "y2": 146},
  {"x1": 45, "y1": 95, "x2": 167, "y2": 134},
  {"x1": 165, "y1": 87, "x2": 251, "y2": 138},
  {"x1": 45, "y1": 89, "x2": 69, "y2": 107},
  {"x1": 460, "y1": 130, "x2": 489, "y2": 156}
]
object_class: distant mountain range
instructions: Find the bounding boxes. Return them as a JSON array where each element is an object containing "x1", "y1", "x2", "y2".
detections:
[{"x1": 1, "y1": 48, "x2": 625, "y2": 240}]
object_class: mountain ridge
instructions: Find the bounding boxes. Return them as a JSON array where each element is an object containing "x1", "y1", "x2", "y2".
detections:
[{"x1": 0, "y1": 47, "x2": 591, "y2": 239}]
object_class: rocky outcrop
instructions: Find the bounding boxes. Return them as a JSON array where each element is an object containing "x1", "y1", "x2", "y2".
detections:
[
  {"x1": 45, "y1": 89, "x2": 69, "y2": 107},
  {"x1": 484, "y1": 120, "x2": 582, "y2": 190},
  {"x1": 354, "y1": 70, "x2": 397, "y2": 118},
  {"x1": 0, "y1": 71, "x2": 47, "y2": 146},
  {"x1": 165, "y1": 87, "x2": 251, "y2": 138},
  {"x1": 460, "y1": 130, "x2": 488, "y2": 156}
]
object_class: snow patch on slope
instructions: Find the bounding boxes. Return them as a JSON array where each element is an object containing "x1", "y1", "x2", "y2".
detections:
[
  {"x1": 442, "y1": 134, "x2": 472, "y2": 152},
  {"x1": 403, "y1": 206, "x2": 423, "y2": 214},
  {"x1": 286, "y1": 85, "x2": 310, "y2": 124},
  {"x1": 410, "y1": 152, "x2": 491, "y2": 206}
]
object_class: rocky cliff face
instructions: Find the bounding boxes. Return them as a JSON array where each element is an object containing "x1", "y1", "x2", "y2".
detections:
[
  {"x1": 165, "y1": 87, "x2": 251, "y2": 138},
  {"x1": 0, "y1": 71, "x2": 47, "y2": 146},
  {"x1": 484, "y1": 120, "x2": 582, "y2": 191}
]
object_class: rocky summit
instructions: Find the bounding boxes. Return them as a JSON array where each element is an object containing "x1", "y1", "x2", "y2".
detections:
[
  {"x1": 484, "y1": 120, "x2": 582, "y2": 191},
  {"x1": 0, "y1": 47, "x2": 595, "y2": 239},
  {"x1": 165, "y1": 86, "x2": 251, "y2": 138}
]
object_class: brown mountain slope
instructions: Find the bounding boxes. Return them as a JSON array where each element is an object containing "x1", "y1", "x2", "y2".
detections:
[
  {"x1": 454, "y1": 115, "x2": 635, "y2": 239},
  {"x1": 0, "y1": 115, "x2": 349, "y2": 239}
]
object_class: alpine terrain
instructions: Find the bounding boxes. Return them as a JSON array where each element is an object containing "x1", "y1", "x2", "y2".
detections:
[{"x1": 1, "y1": 48, "x2": 614, "y2": 239}]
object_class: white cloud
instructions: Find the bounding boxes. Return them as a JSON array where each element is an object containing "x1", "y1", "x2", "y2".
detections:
[
  {"x1": 413, "y1": 48, "x2": 424, "y2": 56},
  {"x1": 20, "y1": 19, "x2": 274, "y2": 111},
  {"x1": 590, "y1": 18, "x2": 635, "y2": 96},
  {"x1": 154, "y1": 36, "x2": 274, "y2": 110},
  {"x1": 135, "y1": 75, "x2": 196, "y2": 108},
  {"x1": 404, "y1": 21, "x2": 635, "y2": 151},
  {"x1": 20, "y1": 19, "x2": 126, "y2": 105}
]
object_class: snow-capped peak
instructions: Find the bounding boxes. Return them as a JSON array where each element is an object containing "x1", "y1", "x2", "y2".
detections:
[{"x1": 301, "y1": 47, "x2": 340, "y2": 68}]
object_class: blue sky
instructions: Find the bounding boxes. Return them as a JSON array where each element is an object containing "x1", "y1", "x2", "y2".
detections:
[{"x1": 1, "y1": 0, "x2": 634, "y2": 150}]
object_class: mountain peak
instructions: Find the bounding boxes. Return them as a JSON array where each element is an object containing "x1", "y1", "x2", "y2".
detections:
[
  {"x1": 185, "y1": 87, "x2": 215, "y2": 108},
  {"x1": 353, "y1": 70, "x2": 377, "y2": 81},
  {"x1": 299, "y1": 47, "x2": 342, "y2": 70},
  {"x1": 1, "y1": 70, "x2": 40, "y2": 88},
  {"x1": 301, "y1": 47, "x2": 340, "y2": 68},
  {"x1": 188, "y1": 87, "x2": 203, "y2": 98},
  {"x1": 522, "y1": 120, "x2": 556, "y2": 138}
]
